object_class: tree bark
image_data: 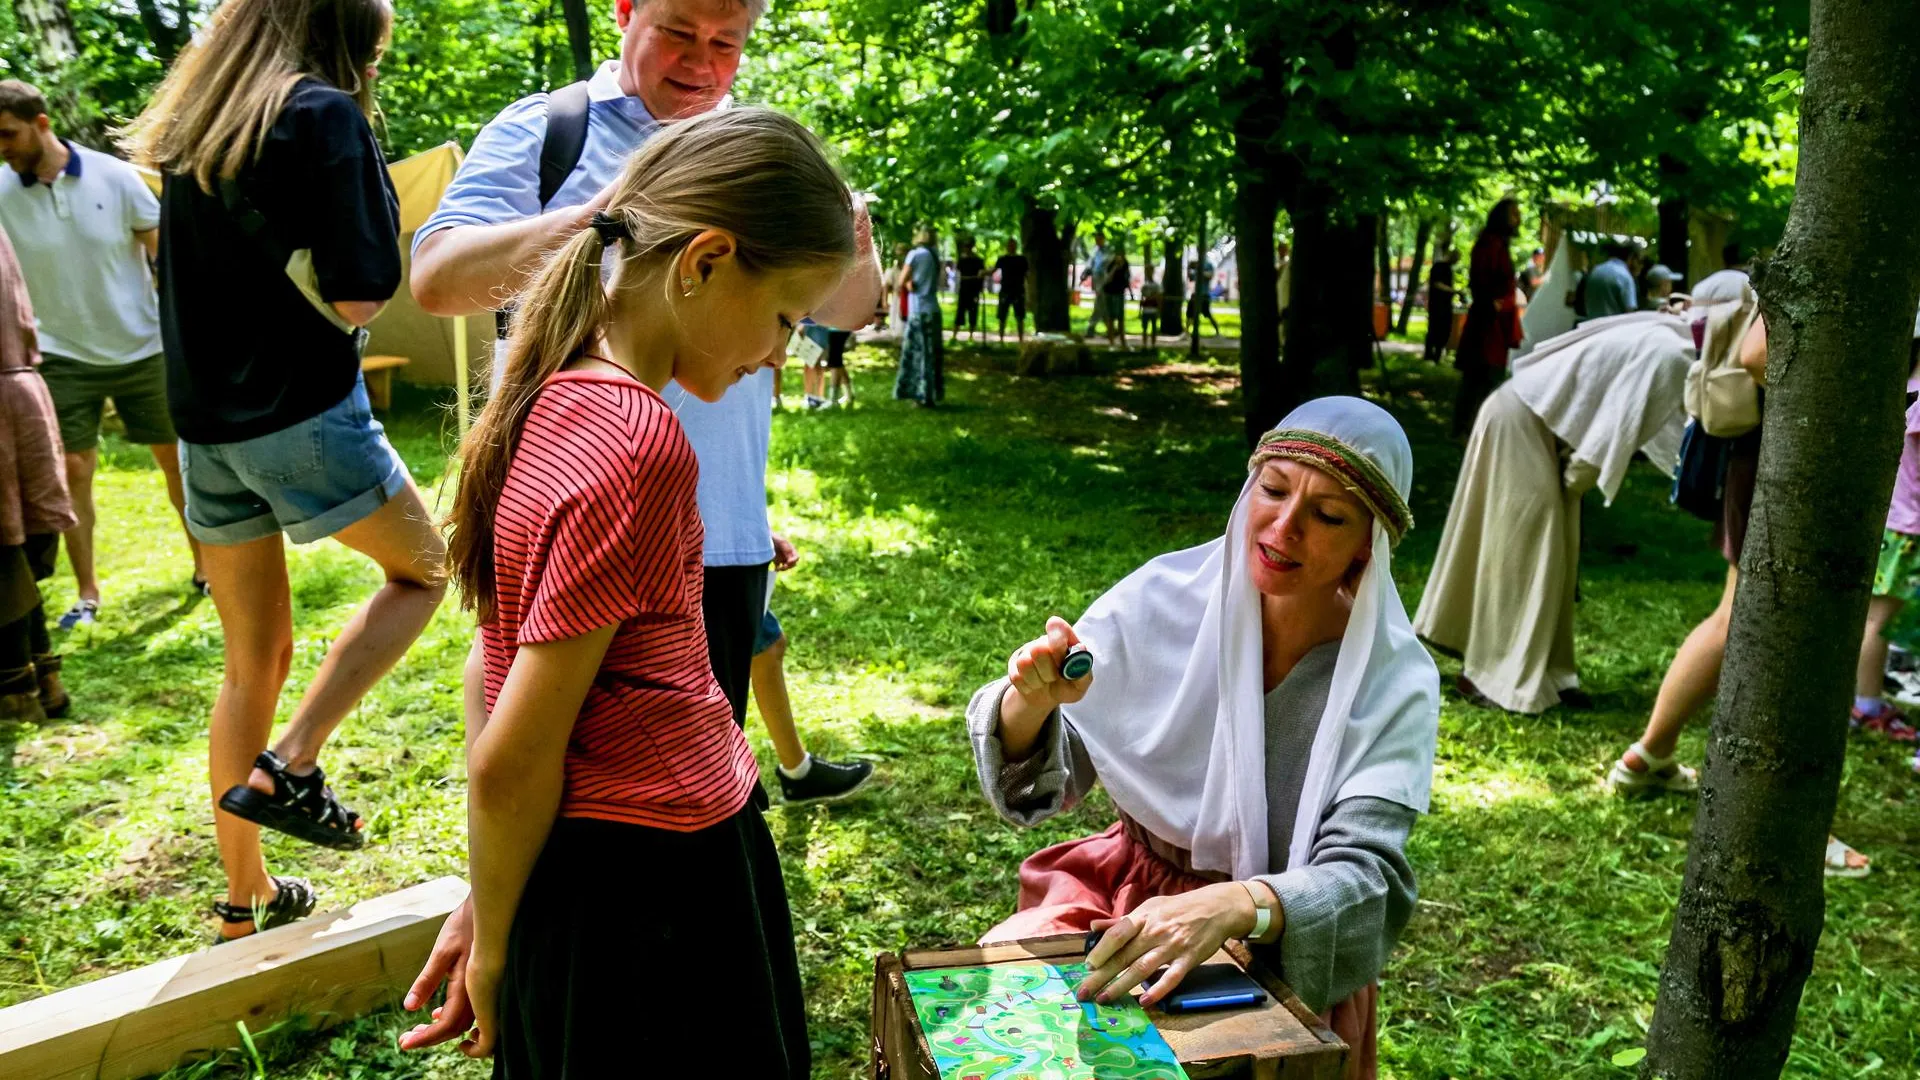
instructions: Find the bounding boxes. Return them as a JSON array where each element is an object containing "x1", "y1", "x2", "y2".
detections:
[
  {"x1": 560, "y1": 0, "x2": 596, "y2": 82},
  {"x1": 1162, "y1": 235, "x2": 1184, "y2": 316},
  {"x1": 1375, "y1": 214, "x2": 1393, "y2": 305},
  {"x1": 1641, "y1": 3, "x2": 1920, "y2": 1077},
  {"x1": 1277, "y1": 194, "x2": 1367, "y2": 420},
  {"x1": 1236, "y1": 173, "x2": 1283, "y2": 446},
  {"x1": 1658, "y1": 154, "x2": 1691, "y2": 292},
  {"x1": 1022, "y1": 201, "x2": 1071, "y2": 333},
  {"x1": 1398, "y1": 219, "x2": 1431, "y2": 336},
  {"x1": 13, "y1": 0, "x2": 78, "y2": 67},
  {"x1": 1189, "y1": 216, "x2": 1208, "y2": 360}
]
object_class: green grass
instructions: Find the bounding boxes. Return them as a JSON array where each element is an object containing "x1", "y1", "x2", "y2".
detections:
[{"x1": 2, "y1": 345, "x2": 1916, "y2": 1079}]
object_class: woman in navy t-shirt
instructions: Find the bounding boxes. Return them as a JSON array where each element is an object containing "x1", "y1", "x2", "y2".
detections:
[{"x1": 124, "y1": 0, "x2": 446, "y2": 942}]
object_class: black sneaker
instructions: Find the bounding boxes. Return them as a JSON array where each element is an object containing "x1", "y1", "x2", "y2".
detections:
[{"x1": 778, "y1": 757, "x2": 875, "y2": 804}]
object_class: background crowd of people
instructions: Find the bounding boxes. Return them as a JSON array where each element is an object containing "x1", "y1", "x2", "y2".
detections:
[{"x1": 0, "y1": 0, "x2": 1913, "y2": 1075}]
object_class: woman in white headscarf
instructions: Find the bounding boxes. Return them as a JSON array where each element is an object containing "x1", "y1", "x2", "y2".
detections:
[
  {"x1": 967, "y1": 397, "x2": 1438, "y2": 1080},
  {"x1": 1413, "y1": 311, "x2": 1697, "y2": 714}
]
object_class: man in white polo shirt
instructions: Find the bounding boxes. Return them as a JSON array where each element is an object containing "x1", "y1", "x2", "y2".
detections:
[{"x1": 0, "y1": 81, "x2": 202, "y2": 629}]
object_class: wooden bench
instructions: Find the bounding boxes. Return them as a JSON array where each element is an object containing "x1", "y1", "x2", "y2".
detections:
[
  {"x1": 361, "y1": 354, "x2": 410, "y2": 411},
  {"x1": 0, "y1": 877, "x2": 466, "y2": 1080}
]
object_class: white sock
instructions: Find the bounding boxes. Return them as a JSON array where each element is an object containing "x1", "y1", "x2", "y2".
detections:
[
  {"x1": 778, "y1": 753, "x2": 814, "y2": 781},
  {"x1": 1856, "y1": 695, "x2": 1887, "y2": 714}
]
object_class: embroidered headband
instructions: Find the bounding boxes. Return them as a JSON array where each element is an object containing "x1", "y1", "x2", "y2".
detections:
[
  {"x1": 1249, "y1": 428, "x2": 1414, "y2": 546},
  {"x1": 589, "y1": 210, "x2": 631, "y2": 247}
]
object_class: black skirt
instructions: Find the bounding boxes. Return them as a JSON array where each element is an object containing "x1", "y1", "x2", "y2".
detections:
[{"x1": 492, "y1": 808, "x2": 809, "y2": 1080}]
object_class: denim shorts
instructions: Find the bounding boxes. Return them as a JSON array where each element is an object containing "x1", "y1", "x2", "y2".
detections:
[
  {"x1": 751, "y1": 608, "x2": 784, "y2": 656},
  {"x1": 180, "y1": 377, "x2": 408, "y2": 546}
]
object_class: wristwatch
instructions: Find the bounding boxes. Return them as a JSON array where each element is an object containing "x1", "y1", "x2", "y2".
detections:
[{"x1": 1239, "y1": 881, "x2": 1274, "y2": 940}]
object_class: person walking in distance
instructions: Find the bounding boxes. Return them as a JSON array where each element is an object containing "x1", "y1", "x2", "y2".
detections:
[
  {"x1": 951, "y1": 236, "x2": 986, "y2": 345},
  {"x1": 0, "y1": 81, "x2": 204, "y2": 627},
  {"x1": 994, "y1": 237, "x2": 1029, "y2": 342}
]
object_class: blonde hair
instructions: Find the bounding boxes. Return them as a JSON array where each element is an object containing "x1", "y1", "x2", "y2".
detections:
[
  {"x1": 120, "y1": 0, "x2": 392, "y2": 191},
  {"x1": 448, "y1": 107, "x2": 856, "y2": 620}
]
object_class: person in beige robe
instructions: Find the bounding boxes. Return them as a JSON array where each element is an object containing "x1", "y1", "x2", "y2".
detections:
[{"x1": 1414, "y1": 312, "x2": 1694, "y2": 713}]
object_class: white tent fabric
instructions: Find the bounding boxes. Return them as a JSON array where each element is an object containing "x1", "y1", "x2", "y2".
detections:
[{"x1": 1519, "y1": 240, "x2": 1577, "y2": 352}]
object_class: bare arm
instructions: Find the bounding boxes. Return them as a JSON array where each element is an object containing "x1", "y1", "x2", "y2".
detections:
[
  {"x1": 330, "y1": 299, "x2": 386, "y2": 327},
  {"x1": 136, "y1": 227, "x2": 158, "y2": 262},
  {"x1": 1739, "y1": 314, "x2": 1769, "y2": 386},
  {"x1": 461, "y1": 625, "x2": 616, "y2": 1056},
  {"x1": 464, "y1": 635, "x2": 489, "y2": 751},
  {"x1": 411, "y1": 199, "x2": 605, "y2": 317}
]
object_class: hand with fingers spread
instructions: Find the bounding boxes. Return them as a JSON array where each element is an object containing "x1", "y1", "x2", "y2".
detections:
[
  {"x1": 997, "y1": 616, "x2": 1094, "y2": 760},
  {"x1": 398, "y1": 898, "x2": 474, "y2": 1052},
  {"x1": 1076, "y1": 883, "x2": 1269, "y2": 1009}
]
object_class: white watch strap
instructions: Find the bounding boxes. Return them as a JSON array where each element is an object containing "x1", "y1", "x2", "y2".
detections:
[{"x1": 1239, "y1": 880, "x2": 1272, "y2": 940}]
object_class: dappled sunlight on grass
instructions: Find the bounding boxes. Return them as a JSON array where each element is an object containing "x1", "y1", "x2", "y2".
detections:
[{"x1": 1, "y1": 350, "x2": 1914, "y2": 1079}]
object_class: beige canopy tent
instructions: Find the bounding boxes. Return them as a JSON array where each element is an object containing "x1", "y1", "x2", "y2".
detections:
[{"x1": 140, "y1": 142, "x2": 483, "y2": 433}]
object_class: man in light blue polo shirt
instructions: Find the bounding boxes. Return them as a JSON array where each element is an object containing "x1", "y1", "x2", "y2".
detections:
[
  {"x1": 0, "y1": 80, "x2": 202, "y2": 628},
  {"x1": 412, "y1": 0, "x2": 878, "y2": 788}
]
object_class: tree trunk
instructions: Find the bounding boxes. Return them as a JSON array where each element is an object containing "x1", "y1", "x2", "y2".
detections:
[
  {"x1": 1162, "y1": 235, "x2": 1184, "y2": 315},
  {"x1": 1641, "y1": 3, "x2": 1920, "y2": 1077},
  {"x1": 1375, "y1": 214, "x2": 1393, "y2": 305},
  {"x1": 1190, "y1": 217, "x2": 1208, "y2": 360},
  {"x1": 1236, "y1": 174, "x2": 1283, "y2": 446},
  {"x1": 560, "y1": 0, "x2": 595, "y2": 82},
  {"x1": 1398, "y1": 219, "x2": 1431, "y2": 336},
  {"x1": 1658, "y1": 154, "x2": 1691, "y2": 292},
  {"x1": 1277, "y1": 194, "x2": 1367, "y2": 419},
  {"x1": 13, "y1": 0, "x2": 78, "y2": 67},
  {"x1": 1022, "y1": 201, "x2": 1071, "y2": 333}
]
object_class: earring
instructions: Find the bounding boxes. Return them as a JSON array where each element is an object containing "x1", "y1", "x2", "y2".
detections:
[{"x1": 681, "y1": 275, "x2": 697, "y2": 297}]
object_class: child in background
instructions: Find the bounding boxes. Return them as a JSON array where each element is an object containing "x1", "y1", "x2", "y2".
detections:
[
  {"x1": 750, "y1": 545, "x2": 874, "y2": 802},
  {"x1": 411, "y1": 109, "x2": 858, "y2": 1076},
  {"x1": 800, "y1": 322, "x2": 853, "y2": 409},
  {"x1": 1139, "y1": 276, "x2": 1163, "y2": 343},
  {"x1": 1852, "y1": 355, "x2": 1920, "y2": 752}
]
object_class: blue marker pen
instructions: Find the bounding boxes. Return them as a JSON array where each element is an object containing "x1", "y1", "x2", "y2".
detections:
[{"x1": 1164, "y1": 991, "x2": 1265, "y2": 1013}]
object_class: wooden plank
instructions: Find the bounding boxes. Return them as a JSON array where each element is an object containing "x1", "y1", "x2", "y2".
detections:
[
  {"x1": 0, "y1": 877, "x2": 467, "y2": 1080},
  {"x1": 360, "y1": 355, "x2": 412, "y2": 372}
]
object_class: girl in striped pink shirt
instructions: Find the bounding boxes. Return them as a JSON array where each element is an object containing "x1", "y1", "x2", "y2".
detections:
[{"x1": 403, "y1": 109, "x2": 867, "y2": 1078}]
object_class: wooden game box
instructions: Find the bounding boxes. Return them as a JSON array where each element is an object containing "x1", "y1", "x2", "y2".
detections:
[{"x1": 870, "y1": 933, "x2": 1348, "y2": 1079}]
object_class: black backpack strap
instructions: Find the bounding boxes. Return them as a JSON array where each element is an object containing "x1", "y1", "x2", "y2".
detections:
[
  {"x1": 538, "y1": 81, "x2": 591, "y2": 209},
  {"x1": 500, "y1": 81, "x2": 592, "y2": 339}
]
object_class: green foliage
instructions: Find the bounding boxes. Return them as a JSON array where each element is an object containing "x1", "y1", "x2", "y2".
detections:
[{"x1": 6, "y1": 349, "x2": 1916, "y2": 1080}]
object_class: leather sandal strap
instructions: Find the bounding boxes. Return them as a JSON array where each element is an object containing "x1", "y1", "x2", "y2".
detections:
[{"x1": 1627, "y1": 741, "x2": 1677, "y2": 772}]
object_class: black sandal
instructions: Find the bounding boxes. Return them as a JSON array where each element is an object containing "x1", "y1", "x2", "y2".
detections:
[
  {"x1": 217, "y1": 751, "x2": 368, "y2": 850},
  {"x1": 212, "y1": 875, "x2": 317, "y2": 944}
]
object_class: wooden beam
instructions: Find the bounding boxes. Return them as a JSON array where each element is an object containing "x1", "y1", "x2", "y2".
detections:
[{"x1": 0, "y1": 876, "x2": 467, "y2": 1080}]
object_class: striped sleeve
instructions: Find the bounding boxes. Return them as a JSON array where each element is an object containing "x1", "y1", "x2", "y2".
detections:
[{"x1": 517, "y1": 390, "x2": 694, "y2": 644}]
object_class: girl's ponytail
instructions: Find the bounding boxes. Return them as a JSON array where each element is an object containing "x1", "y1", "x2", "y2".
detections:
[
  {"x1": 446, "y1": 226, "x2": 613, "y2": 621},
  {"x1": 445, "y1": 107, "x2": 857, "y2": 622}
]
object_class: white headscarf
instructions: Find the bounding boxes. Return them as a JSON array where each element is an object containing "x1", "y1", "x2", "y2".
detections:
[
  {"x1": 1061, "y1": 397, "x2": 1440, "y2": 880},
  {"x1": 1506, "y1": 312, "x2": 1696, "y2": 503}
]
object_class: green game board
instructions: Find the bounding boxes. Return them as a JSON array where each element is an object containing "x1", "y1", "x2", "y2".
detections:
[{"x1": 904, "y1": 960, "x2": 1190, "y2": 1080}]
